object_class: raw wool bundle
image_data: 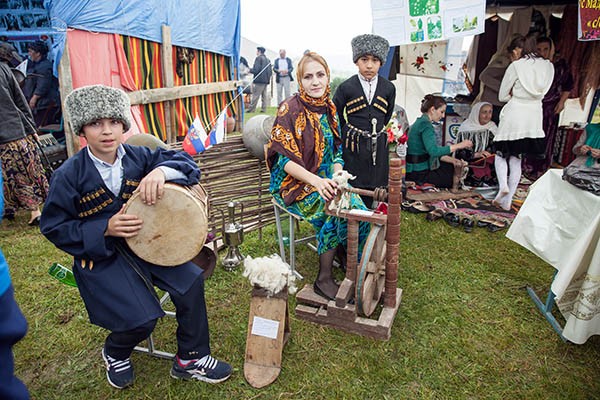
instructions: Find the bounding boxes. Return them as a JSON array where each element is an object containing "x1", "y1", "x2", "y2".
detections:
[
  {"x1": 328, "y1": 170, "x2": 356, "y2": 212},
  {"x1": 243, "y1": 255, "x2": 297, "y2": 296}
]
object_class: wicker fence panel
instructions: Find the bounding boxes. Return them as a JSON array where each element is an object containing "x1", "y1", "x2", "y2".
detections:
[{"x1": 170, "y1": 133, "x2": 274, "y2": 243}]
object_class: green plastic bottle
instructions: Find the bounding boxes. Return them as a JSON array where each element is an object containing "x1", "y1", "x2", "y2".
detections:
[{"x1": 48, "y1": 263, "x2": 77, "y2": 287}]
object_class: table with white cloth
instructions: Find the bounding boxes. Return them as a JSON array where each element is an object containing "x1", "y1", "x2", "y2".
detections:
[{"x1": 506, "y1": 169, "x2": 600, "y2": 344}]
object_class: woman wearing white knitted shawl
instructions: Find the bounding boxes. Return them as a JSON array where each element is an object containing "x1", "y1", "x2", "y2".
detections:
[{"x1": 458, "y1": 102, "x2": 498, "y2": 155}]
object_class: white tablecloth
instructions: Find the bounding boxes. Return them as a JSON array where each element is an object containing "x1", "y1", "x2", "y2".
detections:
[{"x1": 507, "y1": 169, "x2": 600, "y2": 344}]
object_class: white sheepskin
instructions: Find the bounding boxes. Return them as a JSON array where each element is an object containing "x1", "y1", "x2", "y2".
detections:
[
  {"x1": 328, "y1": 170, "x2": 356, "y2": 212},
  {"x1": 243, "y1": 254, "x2": 297, "y2": 296}
]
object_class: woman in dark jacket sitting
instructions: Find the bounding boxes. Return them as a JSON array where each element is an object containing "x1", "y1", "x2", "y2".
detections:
[{"x1": 406, "y1": 94, "x2": 472, "y2": 191}]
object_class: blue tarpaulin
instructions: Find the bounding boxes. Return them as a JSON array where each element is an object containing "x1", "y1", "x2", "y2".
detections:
[{"x1": 44, "y1": 0, "x2": 241, "y2": 75}]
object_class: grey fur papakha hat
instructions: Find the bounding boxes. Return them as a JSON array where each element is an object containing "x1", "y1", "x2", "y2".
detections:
[
  {"x1": 351, "y1": 34, "x2": 390, "y2": 65},
  {"x1": 65, "y1": 84, "x2": 132, "y2": 135}
]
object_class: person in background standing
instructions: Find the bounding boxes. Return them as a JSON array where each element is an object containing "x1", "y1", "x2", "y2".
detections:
[
  {"x1": 492, "y1": 34, "x2": 554, "y2": 211},
  {"x1": 522, "y1": 36, "x2": 574, "y2": 180},
  {"x1": 0, "y1": 44, "x2": 48, "y2": 225},
  {"x1": 239, "y1": 57, "x2": 252, "y2": 108},
  {"x1": 247, "y1": 46, "x2": 272, "y2": 113},
  {"x1": 476, "y1": 34, "x2": 525, "y2": 124},
  {"x1": 333, "y1": 34, "x2": 396, "y2": 207},
  {"x1": 21, "y1": 40, "x2": 60, "y2": 127},
  {"x1": 273, "y1": 49, "x2": 294, "y2": 105}
]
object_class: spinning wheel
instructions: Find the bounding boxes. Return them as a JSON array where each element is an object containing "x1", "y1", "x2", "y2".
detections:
[
  {"x1": 356, "y1": 223, "x2": 387, "y2": 317},
  {"x1": 294, "y1": 158, "x2": 403, "y2": 340}
]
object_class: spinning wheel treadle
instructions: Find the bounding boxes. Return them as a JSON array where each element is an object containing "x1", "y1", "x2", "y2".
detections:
[{"x1": 356, "y1": 224, "x2": 387, "y2": 316}]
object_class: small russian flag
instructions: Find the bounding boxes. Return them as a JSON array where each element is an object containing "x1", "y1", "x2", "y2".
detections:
[
  {"x1": 206, "y1": 107, "x2": 228, "y2": 148},
  {"x1": 182, "y1": 116, "x2": 208, "y2": 155}
]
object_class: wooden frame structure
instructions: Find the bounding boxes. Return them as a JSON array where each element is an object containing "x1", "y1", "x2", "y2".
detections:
[
  {"x1": 57, "y1": 25, "x2": 243, "y2": 157},
  {"x1": 295, "y1": 159, "x2": 404, "y2": 340}
]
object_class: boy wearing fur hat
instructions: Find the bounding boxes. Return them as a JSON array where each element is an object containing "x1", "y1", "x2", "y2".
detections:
[
  {"x1": 333, "y1": 34, "x2": 396, "y2": 207},
  {"x1": 40, "y1": 85, "x2": 232, "y2": 389}
]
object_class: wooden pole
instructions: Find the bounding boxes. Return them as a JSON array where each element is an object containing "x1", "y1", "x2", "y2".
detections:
[
  {"x1": 57, "y1": 38, "x2": 78, "y2": 157},
  {"x1": 161, "y1": 25, "x2": 175, "y2": 144},
  {"x1": 384, "y1": 158, "x2": 401, "y2": 308},
  {"x1": 346, "y1": 219, "x2": 358, "y2": 298},
  {"x1": 127, "y1": 81, "x2": 240, "y2": 105}
]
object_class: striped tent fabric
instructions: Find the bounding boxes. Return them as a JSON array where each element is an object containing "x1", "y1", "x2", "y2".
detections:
[{"x1": 120, "y1": 35, "x2": 236, "y2": 141}]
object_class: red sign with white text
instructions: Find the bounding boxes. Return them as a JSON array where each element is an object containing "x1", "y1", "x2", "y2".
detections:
[{"x1": 579, "y1": 0, "x2": 600, "y2": 40}]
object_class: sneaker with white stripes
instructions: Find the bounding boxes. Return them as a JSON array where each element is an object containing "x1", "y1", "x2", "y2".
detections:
[
  {"x1": 101, "y1": 347, "x2": 134, "y2": 389},
  {"x1": 170, "y1": 354, "x2": 232, "y2": 383}
]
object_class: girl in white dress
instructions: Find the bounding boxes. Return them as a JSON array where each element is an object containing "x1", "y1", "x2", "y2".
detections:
[{"x1": 492, "y1": 35, "x2": 554, "y2": 210}]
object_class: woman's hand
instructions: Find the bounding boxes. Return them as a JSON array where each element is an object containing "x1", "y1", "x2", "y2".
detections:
[
  {"x1": 105, "y1": 205, "x2": 143, "y2": 237},
  {"x1": 449, "y1": 139, "x2": 472, "y2": 154},
  {"x1": 590, "y1": 148, "x2": 600, "y2": 159},
  {"x1": 451, "y1": 158, "x2": 468, "y2": 167},
  {"x1": 441, "y1": 156, "x2": 467, "y2": 168},
  {"x1": 474, "y1": 150, "x2": 492, "y2": 159},
  {"x1": 282, "y1": 160, "x2": 338, "y2": 201},
  {"x1": 136, "y1": 168, "x2": 166, "y2": 205},
  {"x1": 580, "y1": 145, "x2": 592, "y2": 156},
  {"x1": 457, "y1": 139, "x2": 473, "y2": 150},
  {"x1": 310, "y1": 175, "x2": 337, "y2": 201}
]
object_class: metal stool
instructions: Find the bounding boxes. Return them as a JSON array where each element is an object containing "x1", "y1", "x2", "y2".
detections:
[
  {"x1": 133, "y1": 292, "x2": 176, "y2": 359},
  {"x1": 132, "y1": 248, "x2": 216, "y2": 359},
  {"x1": 271, "y1": 199, "x2": 316, "y2": 280}
]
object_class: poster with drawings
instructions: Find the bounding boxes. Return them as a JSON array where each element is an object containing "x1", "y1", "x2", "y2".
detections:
[
  {"x1": 0, "y1": 0, "x2": 50, "y2": 31},
  {"x1": 371, "y1": 0, "x2": 484, "y2": 45}
]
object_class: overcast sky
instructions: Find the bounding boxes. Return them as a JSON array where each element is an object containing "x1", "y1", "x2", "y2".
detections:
[{"x1": 240, "y1": 0, "x2": 373, "y2": 74}]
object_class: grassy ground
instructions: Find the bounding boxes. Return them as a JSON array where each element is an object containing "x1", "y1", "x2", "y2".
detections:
[
  {"x1": 3, "y1": 210, "x2": 600, "y2": 400},
  {"x1": 244, "y1": 106, "x2": 279, "y2": 120}
]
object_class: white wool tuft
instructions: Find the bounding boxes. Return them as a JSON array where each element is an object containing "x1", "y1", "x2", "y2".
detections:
[
  {"x1": 329, "y1": 170, "x2": 356, "y2": 212},
  {"x1": 243, "y1": 254, "x2": 297, "y2": 296}
]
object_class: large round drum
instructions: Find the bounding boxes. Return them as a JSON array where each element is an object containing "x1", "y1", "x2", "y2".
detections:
[{"x1": 124, "y1": 183, "x2": 209, "y2": 267}]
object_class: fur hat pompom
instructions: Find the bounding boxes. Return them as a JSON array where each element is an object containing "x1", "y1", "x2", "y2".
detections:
[
  {"x1": 65, "y1": 84, "x2": 132, "y2": 135},
  {"x1": 351, "y1": 34, "x2": 390, "y2": 65}
]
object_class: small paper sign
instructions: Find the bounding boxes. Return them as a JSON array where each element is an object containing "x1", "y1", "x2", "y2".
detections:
[{"x1": 251, "y1": 316, "x2": 279, "y2": 339}]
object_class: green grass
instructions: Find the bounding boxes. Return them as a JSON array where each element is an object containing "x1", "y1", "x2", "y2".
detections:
[
  {"x1": 3, "y1": 211, "x2": 600, "y2": 399},
  {"x1": 244, "y1": 106, "x2": 279, "y2": 120}
]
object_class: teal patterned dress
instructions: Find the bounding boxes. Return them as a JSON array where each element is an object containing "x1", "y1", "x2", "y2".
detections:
[{"x1": 270, "y1": 114, "x2": 370, "y2": 255}]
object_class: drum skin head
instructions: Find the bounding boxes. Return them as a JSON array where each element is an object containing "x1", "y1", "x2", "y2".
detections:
[{"x1": 124, "y1": 183, "x2": 208, "y2": 266}]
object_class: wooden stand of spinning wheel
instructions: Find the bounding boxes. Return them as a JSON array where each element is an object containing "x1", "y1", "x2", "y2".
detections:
[{"x1": 295, "y1": 159, "x2": 404, "y2": 340}]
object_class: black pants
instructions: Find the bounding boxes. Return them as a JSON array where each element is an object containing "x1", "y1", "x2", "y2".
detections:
[
  {"x1": 407, "y1": 162, "x2": 455, "y2": 189},
  {"x1": 105, "y1": 276, "x2": 210, "y2": 360}
]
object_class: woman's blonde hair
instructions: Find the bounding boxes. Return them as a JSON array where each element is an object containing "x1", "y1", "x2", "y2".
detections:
[{"x1": 296, "y1": 52, "x2": 330, "y2": 83}]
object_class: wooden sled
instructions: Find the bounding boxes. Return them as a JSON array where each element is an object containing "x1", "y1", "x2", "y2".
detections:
[{"x1": 244, "y1": 287, "x2": 290, "y2": 388}]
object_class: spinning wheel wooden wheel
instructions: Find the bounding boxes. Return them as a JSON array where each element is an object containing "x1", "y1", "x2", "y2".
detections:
[{"x1": 356, "y1": 223, "x2": 387, "y2": 317}]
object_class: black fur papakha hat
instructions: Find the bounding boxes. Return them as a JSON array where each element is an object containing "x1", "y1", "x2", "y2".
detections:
[
  {"x1": 351, "y1": 34, "x2": 389, "y2": 65},
  {"x1": 65, "y1": 84, "x2": 132, "y2": 135}
]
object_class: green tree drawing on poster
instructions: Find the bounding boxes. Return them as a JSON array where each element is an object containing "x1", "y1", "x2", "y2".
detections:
[{"x1": 409, "y1": 0, "x2": 439, "y2": 17}]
